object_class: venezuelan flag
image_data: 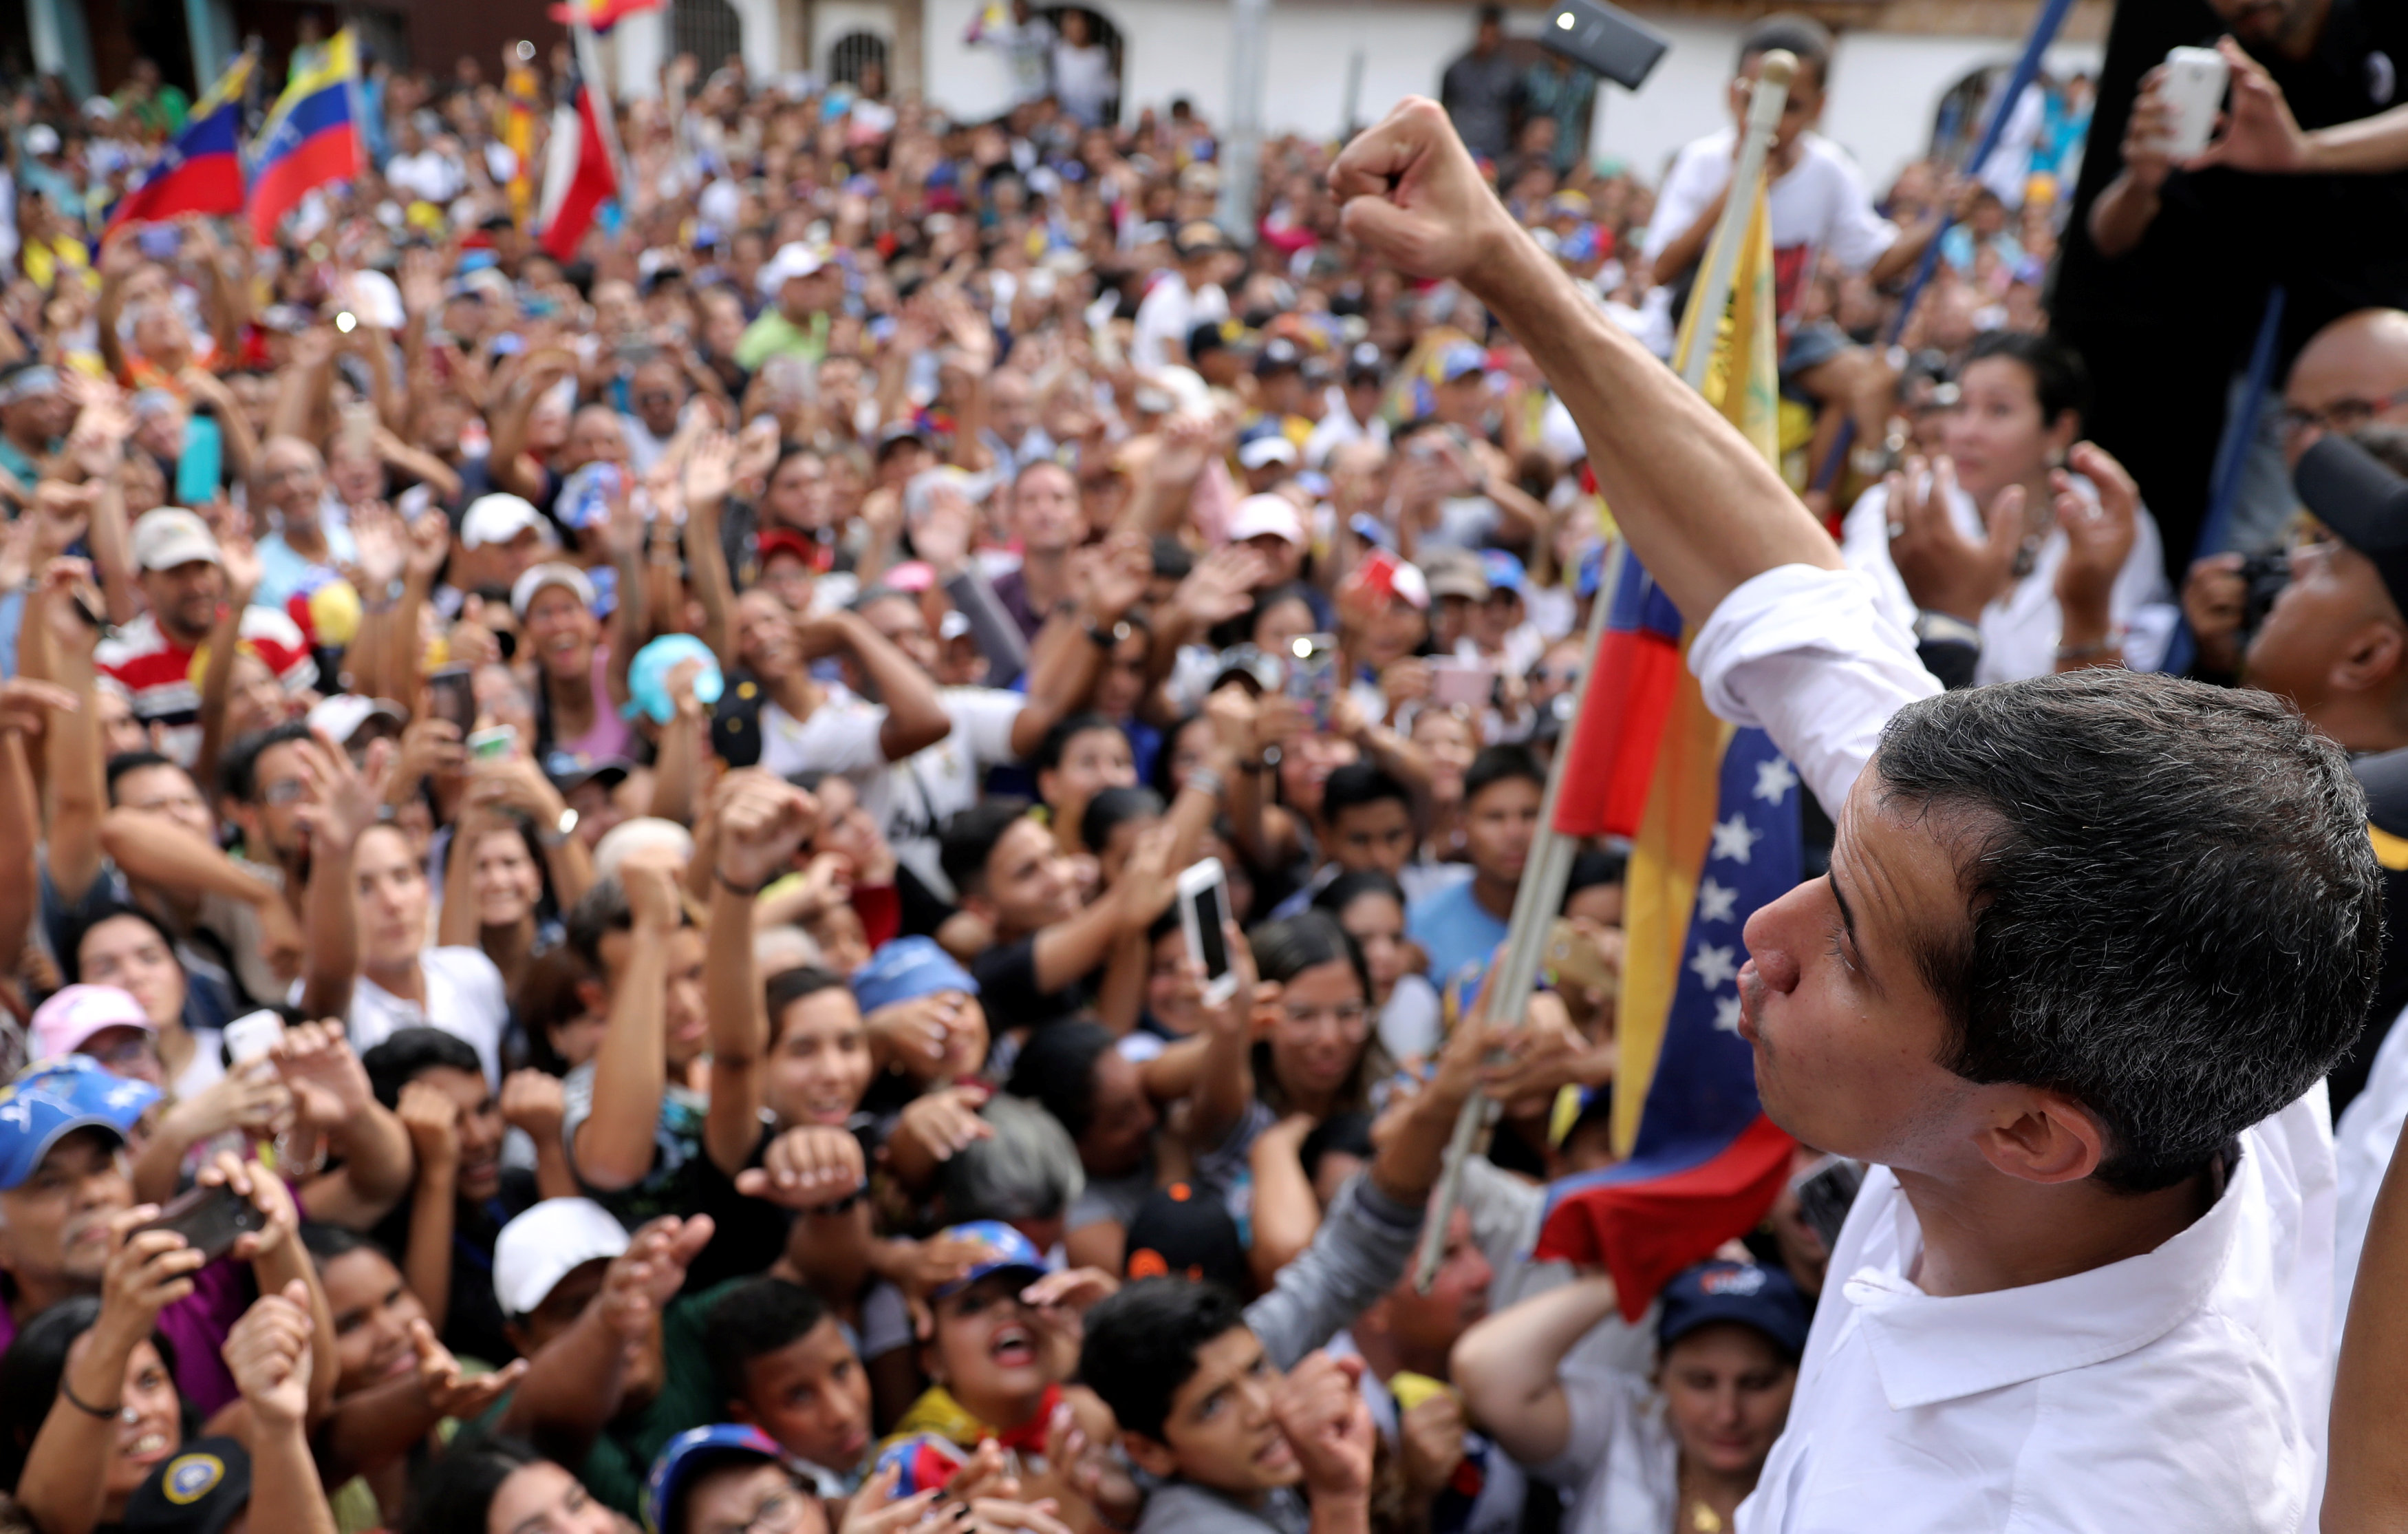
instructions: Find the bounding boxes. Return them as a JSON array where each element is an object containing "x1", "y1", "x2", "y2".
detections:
[
  {"x1": 246, "y1": 29, "x2": 363, "y2": 243},
  {"x1": 1534, "y1": 180, "x2": 1802, "y2": 1322},
  {"x1": 107, "y1": 54, "x2": 254, "y2": 237}
]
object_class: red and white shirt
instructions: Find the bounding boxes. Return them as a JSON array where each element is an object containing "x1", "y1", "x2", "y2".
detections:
[{"x1": 97, "y1": 605, "x2": 316, "y2": 766}]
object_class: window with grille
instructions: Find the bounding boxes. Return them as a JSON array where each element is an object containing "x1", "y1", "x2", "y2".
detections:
[
  {"x1": 674, "y1": 0, "x2": 745, "y2": 74},
  {"x1": 829, "y1": 31, "x2": 889, "y2": 90}
]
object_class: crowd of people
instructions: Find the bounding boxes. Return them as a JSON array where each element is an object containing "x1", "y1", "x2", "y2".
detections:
[{"x1": 0, "y1": 0, "x2": 2405, "y2": 1531}]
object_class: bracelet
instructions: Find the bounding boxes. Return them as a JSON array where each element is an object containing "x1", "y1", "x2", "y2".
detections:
[
  {"x1": 1912, "y1": 610, "x2": 1981, "y2": 649},
  {"x1": 716, "y1": 865, "x2": 775, "y2": 897},
  {"x1": 61, "y1": 1376, "x2": 120, "y2": 1419},
  {"x1": 1185, "y1": 767, "x2": 1225, "y2": 801}
]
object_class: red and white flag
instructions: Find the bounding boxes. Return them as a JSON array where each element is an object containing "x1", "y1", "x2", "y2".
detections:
[{"x1": 535, "y1": 49, "x2": 619, "y2": 260}]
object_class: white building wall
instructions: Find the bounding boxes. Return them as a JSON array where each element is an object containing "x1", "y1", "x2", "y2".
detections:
[{"x1": 908, "y1": 0, "x2": 2102, "y2": 194}]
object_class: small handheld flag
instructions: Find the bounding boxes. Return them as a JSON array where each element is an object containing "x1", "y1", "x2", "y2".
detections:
[
  {"x1": 246, "y1": 29, "x2": 364, "y2": 243},
  {"x1": 535, "y1": 42, "x2": 621, "y2": 261},
  {"x1": 106, "y1": 53, "x2": 255, "y2": 237}
]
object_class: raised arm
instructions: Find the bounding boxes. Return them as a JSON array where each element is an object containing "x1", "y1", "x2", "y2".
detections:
[
  {"x1": 805, "y1": 610, "x2": 951, "y2": 763},
  {"x1": 215, "y1": 1283, "x2": 338, "y2": 1534},
  {"x1": 192, "y1": 530, "x2": 261, "y2": 800},
  {"x1": 703, "y1": 771, "x2": 816, "y2": 1175},
  {"x1": 1449, "y1": 1273, "x2": 1620, "y2": 1465},
  {"x1": 1008, "y1": 532, "x2": 1150, "y2": 760},
  {"x1": 41, "y1": 562, "x2": 109, "y2": 906},
  {"x1": 501, "y1": 1215, "x2": 713, "y2": 1457},
  {"x1": 1331, "y1": 98, "x2": 1835, "y2": 626},
  {"x1": 570, "y1": 857, "x2": 681, "y2": 1191},
  {"x1": 294, "y1": 735, "x2": 383, "y2": 1021},
  {"x1": 681, "y1": 432, "x2": 740, "y2": 671}
]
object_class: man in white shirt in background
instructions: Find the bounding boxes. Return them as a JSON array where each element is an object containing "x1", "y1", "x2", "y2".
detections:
[
  {"x1": 1333, "y1": 93, "x2": 2372, "y2": 1533},
  {"x1": 1132, "y1": 222, "x2": 1234, "y2": 374}
]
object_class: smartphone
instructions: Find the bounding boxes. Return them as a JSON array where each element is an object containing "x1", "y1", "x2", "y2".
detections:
[
  {"x1": 1540, "y1": 0, "x2": 1670, "y2": 91},
  {"x1": 428, "y1": 665, "x2": 477, "y2": 734},
  {"x1": 1791, "y1": 1155, "x2": 1866, "y2": 1250},
  {"x1": 1284, "y1": 634, "x2": 1340, "y2": 728},
  {"x1": 134, "y1": 1183, "x2": 268, "y2": 1265},
  {"x1": 1178, "y1": 858, "x2": 1239, "y2": 1007},
  {"x1": 2156, "y1": 46, "x2": 2230, "y2": 160},
  {"x1": 223, "y1": 1010, "x2": 285, "y2": 1069},
  {"x1": 1544, "y1": 917, "x2": 1617, "y2": 997},
  {"x1": 466, "y1": 725, "x2": 518, "y2": 760},
  {"x1": 1429, "y1": 658, "x2": 1494, "y2": 710}
]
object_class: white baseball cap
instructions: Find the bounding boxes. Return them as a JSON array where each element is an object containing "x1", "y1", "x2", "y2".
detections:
[
  {"x1": 1236, "y1": 435, "x2": 1300, "y2": 472},
  {"x1": 307, "y1": 694, "x2": 406, "y2": 747},
  {"x1": 493, "y1": 1197, "x2": 632, "y2": 1317},
  {"x1": 1229, "y1": 493, "x2": 1304, "y2": 546},
  {"x1": 593, "y1": 816, "x2": 697, "y2": 882},
  {"x1": 757, "y1": 242, "x2": 826, "y2": 297},
  {"x1": 510, "y1": 561, "x2": 598, "y2": 619},
  {"x1": 129, "y1": 508, "x2": 223, "y2": 573},
  {"x1": 462, "y1": 493, "x2": 551, "y2": 551}
]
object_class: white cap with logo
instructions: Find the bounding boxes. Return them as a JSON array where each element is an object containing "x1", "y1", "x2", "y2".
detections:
[
  {"x1": 493, "y1": 1197, "x2": 633, "y2": 1317},
  {"x1": 129, "y1": 508, "x2": 223, "y2": 573}
]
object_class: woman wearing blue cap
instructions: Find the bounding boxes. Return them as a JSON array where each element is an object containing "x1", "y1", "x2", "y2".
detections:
[{"x1": 1450, "y1": 1260, "x2": 1807, "y2": 1534}]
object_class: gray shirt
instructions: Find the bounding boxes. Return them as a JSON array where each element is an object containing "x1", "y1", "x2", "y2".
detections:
[{"x1": 1132, "y1": 1173, "x2": 1426, "y2": 1534}]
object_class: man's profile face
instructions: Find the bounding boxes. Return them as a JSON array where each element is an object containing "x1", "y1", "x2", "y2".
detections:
[
  {"x1": 2242, "y1": 535, "x2": 2400, "y2": 725},
  {"x1": 1735, "y1": 766, "x2": 1981, "y2": 1169},
  {"x1": 1152, "y1": 1325, "x2": 1298, "y2": 1494},
  {"x1": 2280, "y1": 317, "x2": 2408, "y2": 469}
]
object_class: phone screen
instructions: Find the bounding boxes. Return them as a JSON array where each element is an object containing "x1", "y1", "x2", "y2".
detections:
[
  {"x1": 429, "y1": 666, "x2": 476, "y2": 732},
  {"x1": 1192, "y1": 878, "x2": 1231, "y2": 981}
]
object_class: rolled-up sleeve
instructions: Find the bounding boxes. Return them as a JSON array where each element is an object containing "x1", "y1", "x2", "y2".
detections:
[{"x1": 1687, "y1": 564, "x2": 1941, "y2": 813}]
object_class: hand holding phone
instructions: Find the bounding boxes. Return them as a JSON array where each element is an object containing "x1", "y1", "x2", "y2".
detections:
[
  {"x1": 133, "y1": 1184, "x2": 268, "y2": 1266},
  {"x1": 1179, "y1": 858, "x2": 1240, "y2": 1007}
]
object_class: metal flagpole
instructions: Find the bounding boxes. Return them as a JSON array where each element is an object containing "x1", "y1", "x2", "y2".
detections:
[{"x1": 1412, "y1": 52, "x2": 1799, "y2": 1292}]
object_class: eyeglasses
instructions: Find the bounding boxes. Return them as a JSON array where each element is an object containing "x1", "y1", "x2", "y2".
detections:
[
  {"x1": 2279, "y1": 387, "x2": 2408, "y2": 440},
  {"x1": 260, "y1": 779, "x2": 308, "y2": 806},
  {"x1": 84, "y1": 1033, "x2": 158, "y2": 1067}
]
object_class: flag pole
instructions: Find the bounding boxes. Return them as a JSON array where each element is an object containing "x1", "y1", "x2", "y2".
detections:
[{"x1": 1412, "y1": 51, "x2": 1798, "y2": 1293}]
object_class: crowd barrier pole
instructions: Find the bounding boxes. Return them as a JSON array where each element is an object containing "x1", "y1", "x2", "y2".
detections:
[{"x1": 1411, "y1": 52, "x2": 1800, "y2": 1292}]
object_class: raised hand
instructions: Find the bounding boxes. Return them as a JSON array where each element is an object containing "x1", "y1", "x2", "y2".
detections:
[
  {"x1": 2189, "y1": 39, "x2": 2309, "y2": 173},
  {"x1": 221, "y1": 1279, "x2": 315, "y2": 1427},
  {"x1": 405, "y1": 507, "x2": 452, "y2": 584},
  {"x1": 293, "y1": 732, "x2": 386, "y2": 857},
  {"x1": 682, "y1": 430, "x2": 738, "y2": 512},
  {"x1": 2118, "y1": 68, "x2": 2179, "y2": 193},
  {"x1": 1882, "y1": 455, "x2": 2019, "y2": 624},
  {"x1": 1329, "y1": 97, "x2": 1518, "y2": 286},
  {"x1": 1084, "y1": 531, "x2": 1152, "y2": 624},
  {"x1": 621, "y1": 856, "x2": 686, "y2": 935},
  {"x1": 1271, "y1": 1351, "x2": 1377, "y2": 1499},
  {"x1": 733, "y1": 1125, "x2": 868, "y2": 1208},
  {"x1": 99, "y1": 1205, "x2": 208, "y2": 1337},
  {"x1": 193, "y1": 1150, "x2": 304, "y2": 1263},
  {"x1": 350, "y1": 502, "x2": 407, "y2": 591},
  {"x1": 271, "y1": 1020, "x2": 374, "y2": 1129},
  {"x1": 713, "y1": 769, "x2": 819, "y2": 892},
  {"x1": 219, "y1": 527, "x2": 264, "y2": 606},
  {"x1": 2052, "y1": 442, "x2": 2140, "y2": 629},
  {"x1": 500, "y1": 1069, "x2": 568, "y2": 1145},
  {"x1": 0, "y1": 677, "x2": 78, "y2": 738},
  {"x1": 397, "y1": 1078, "x2": 462, "y2": 1178},
  {"x1": 895, "y1": 1084, "x2": 994, "y2": 1166},
  {"x1": 598, "y1": 1214, "x2": 716, "y2": 1337},
  {"x1": 1398, "y1": 1389, "x2": 1468, "y2": 1502},
  {"x1": 1176, "y1": 544, "x2": 1271, "y2": 628},
  {"x1": 2182, "y1": 552, "x2": 2248, "y2": 677},
  {"x1": 409, "y1": 1316, "x2": 527, "y2": 1418}
]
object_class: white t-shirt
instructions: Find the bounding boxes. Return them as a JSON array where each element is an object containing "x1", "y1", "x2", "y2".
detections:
[
  {"x1": 386, "y1": 149, "x2": 466, "y2": 206},
  {"x1": 301, "y1": 947, "x2": 509, "y2": 1085},
  {"x1": 1642, "y1": 129, "x2": 1898, "y2": 328},
  {"x1": 2334, "y1": 1001, "x2": 2408, "y2": 1331},
  {"x1": 1838, "y1": 474, "x2": 2174, "y2": 685},
  {"x1": 862, "y1": 688, "x2": 1029, "y2": 898},
  {"x1": 1528, "y1": 1369, "x2": 1679, "y2": 1534},
  {"x1": 757, "y1": 694, "x2": 890, "y2": 782},
  {"x1": 1131, "y1": 272, "x2": 1227, "y2": 375}
]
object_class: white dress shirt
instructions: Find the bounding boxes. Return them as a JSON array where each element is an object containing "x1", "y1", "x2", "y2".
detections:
[
  {"x1": 1838, "y1": 475, "x2": 2175, "y2": 685},
  {"x1": 2332, "y1": 1003, "x2": 2408, "y2": 1330},
  {"x1": 1688, "y1": 564, "x2": 2337, "y2": 1533}
]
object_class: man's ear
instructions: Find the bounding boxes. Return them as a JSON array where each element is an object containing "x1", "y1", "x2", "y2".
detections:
[
  {"x1": 573, "y1": 977, "x2": 608, "y2": 1017},
  {"x1": 1970, "y1": 1089, "x2": 2105, "y2": 1186},
  {"x1": 2335, "y1": 619, "x2": 2407, "y2": 695},
  {"x1": 1120, "y1": 1429, "x2": 1179, "y2": 1481},
  {"x1": 727, "y1": 1394, "x2": 758, "y2": 1427}
]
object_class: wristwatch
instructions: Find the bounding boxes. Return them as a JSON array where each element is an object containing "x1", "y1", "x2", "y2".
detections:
[
  {"x1": 1085, "y1": 618, "x2": 1130, "y2": 649},
  {"x1": 538, "y1": 806, "x2": 580, "y2": 848}
]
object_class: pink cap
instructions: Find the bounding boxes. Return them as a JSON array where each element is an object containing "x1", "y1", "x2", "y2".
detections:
[
  {"x1": 1229, "y1": 493, "x2": 1305, "y2": 547},
  {"x1": 30, "y1": 985, "x2": 154, "y2": 1060}
]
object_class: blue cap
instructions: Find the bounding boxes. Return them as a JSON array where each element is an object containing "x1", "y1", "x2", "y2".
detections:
[
  {"x1": 1576, "y1": 542, "x2": 1607, "y2": 599},
  {"x1": 647, "y1": 1425, "x2": 788, "y2": 1534},
  {"x1": 625, "y1": 632, "x2": 726, "y2": 723},
  {"x1": 930, "y1": 1219, "x2": 1049, "y2": 1299},
  {"x1": 1480, "y1": 550, "x2": 1525, "y2": 595},
  {"x1": 0, "y1": 1067, "x2": 161, "y2": 1190},
  {"x1": 850, "y1": 937, "x2": 978, "y2": 1015},
  {"x1": 1657, "y1": 1260, "x2": 1809, "y2": 1360},
  {"x1": 1438, "y1": 343, "x2": 1488, "y2": 383}
]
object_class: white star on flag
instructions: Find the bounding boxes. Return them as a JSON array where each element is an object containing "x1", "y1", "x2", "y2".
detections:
[
  {"x1": 1754, "y1": 756, "x2": 1799, "y2": 805},
  {"x1": 1710, "y1": 813, "x2": 1761, "y2": 864},
  {"x1": 1690, "y1": 943, "x2": 1739, "y2": 990},
  {"x1": 1715, "y1": 994, "x2": 1744, "y2": 1033},
  {"x1": 1696, "y1": 878, "x2": 1739, "y2": 923}
]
